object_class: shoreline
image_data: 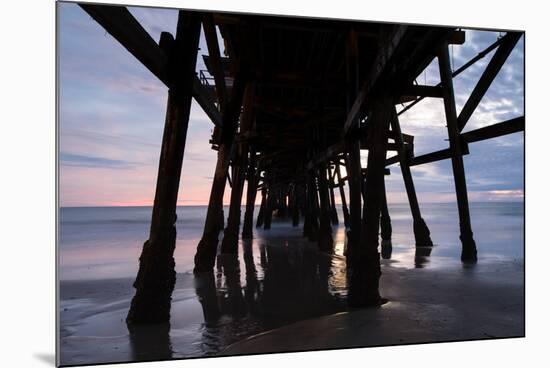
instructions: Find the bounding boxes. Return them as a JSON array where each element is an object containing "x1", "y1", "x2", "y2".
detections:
[
  {"x1": 58, "y1": 203, "x2": 524, "y2": 365},
  {"x1": 59, "y1": 254, "x2": 523, "y2": 366}
]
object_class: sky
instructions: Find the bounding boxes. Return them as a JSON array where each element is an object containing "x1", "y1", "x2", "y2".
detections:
[{"x1": 58, "y1": 2, "x2": 524, "y2": 207}]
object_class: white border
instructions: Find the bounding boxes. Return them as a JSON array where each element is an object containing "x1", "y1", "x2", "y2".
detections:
[{"x1": 1, "y1": 0, "x2": 547, "y2": 367}]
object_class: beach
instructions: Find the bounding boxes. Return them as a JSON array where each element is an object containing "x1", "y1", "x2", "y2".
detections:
[{"x1": 58, "y1": 202, "x2": 524, "y2": 366}]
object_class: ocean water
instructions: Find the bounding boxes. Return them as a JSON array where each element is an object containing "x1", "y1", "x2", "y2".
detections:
[
  {"x1": 59, "y1": 202, "x2": 524, "y2": 281},
  {"x1": 58, "y1": 202, "x2": 524, "y2": 365}
]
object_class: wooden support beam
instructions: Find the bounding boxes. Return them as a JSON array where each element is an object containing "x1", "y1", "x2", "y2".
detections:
[
  {"x1": 335, "y1": 160, "x2": 350, "y2": 227},
  {"x1": 388, "y1": 130, "x2": 414, "y2": 145},
  {"x1": 379, "y1": 176, "x2": 392, "y2": 243},
  {"x1": 410, "y1": 143, "x2": 469, "y2": 167},
  {"x1": 127, "y1": 12, "x2": 201, "y2": 324},
  {"x1": 242, "y1": 151, "x2": 258, "y2": 239},
  {"x1": 404, "y1": 116, "x2": 523, "y2": 167},
  {"x1": 438, "y1": 42, "x2": 477, "y2": 262},
  {"x1": 448, "y1": 30, "x2": 466, "y2": 45},
  {"x1": 328, "y1": 168, "x2": 340, "y2": 226},
  {"x1": 256, "y1": 188, "x2": 267, "y2": 228},
  {"x1": 290, "y1": 184, "x2": 301, "y2": 227},
  {"x1": 385, "y1": 154, "x2": 401, "y2": 166},
  {"x1": 302, "y1": 180, "x2": 313, "y2": 238},
  {"x1": 349, "y1": 95, "x2": 393, "y2": 307},
  {"x1": 264, "y1": 188, "x2": 273, "y2": 230},
  {"x1": 221, "y1": 82, "x2": 256, "y2": 253},
  {"x1": 220, "y1": 156, "x2": 246, "y2": 252},
  {"x1": 361, "y1": 141, "x2": 400, "y2": 151},
  {"x1": 80, "y1": 4, "x2": 222, "y2": 127},
  {"x1": 411, "y1": 148, "x2": 454, "y2": 167},
  {"x1": 402, "y1": 84, "x2": 443, "y2": 98},
  {"x1": 344, "y1": 30, "x2": 363, "y2": 262},
  {"x1": 390, "y1": 109, "x2": 433, "y2": 247},
  {"x1": 412, "y1": 30, "x2": 464, "y2": 45},
  {"x1": 194, "y1": 77, "x2": 247, "y2": 273},
  {"x1": 457, "y1": 33, "x2": 522, "y2": 131},
  {"x1": 317, "y1": 165, "x2": 334, "y2": 252},
  {"x1": 275, "y1": 187, "x2": 289, "y2": 218},
  {"x1": 307, "y1": 175, "x2": 320, "y2": 241},
  {"x1": 462, "y1": 116, "x2": 524, "y2": 143}
]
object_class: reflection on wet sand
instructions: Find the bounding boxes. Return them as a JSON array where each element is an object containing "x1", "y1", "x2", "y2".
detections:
[
  {"x1": 128, "y1": 322, "x2": 173, "y2": 362},
  {"x1": 381, "y1": 240, "x2": 393, "y2": 259},
  {"x1": 415, "y1": 246, "x2": 433, "y2": 268},
  {"x1": 88, "y1": 226, "x2": 439, "y2": 364},
  {"x1": 194, "y1": 272, "x2": 220, "y2": 325},
  {"x1": 194, "y1": 238, "x2": 347, "y2": 343},
  {"x1": 125, "y1": 227, "x2": 430, "y2": 361}
]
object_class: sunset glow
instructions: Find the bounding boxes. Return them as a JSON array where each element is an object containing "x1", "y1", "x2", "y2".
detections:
[{"x1": 58, "y1": 3, "x2": 524, "y2": 207}]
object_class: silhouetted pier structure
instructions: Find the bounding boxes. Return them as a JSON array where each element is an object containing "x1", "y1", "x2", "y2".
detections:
[{"x1": 80, "y1": 4, "x2": 524, "y2": 324}]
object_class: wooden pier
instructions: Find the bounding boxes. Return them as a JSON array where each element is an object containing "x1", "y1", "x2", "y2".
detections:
[{"x1": 80, "y1": 3, "x2": 524, "y2": 323}]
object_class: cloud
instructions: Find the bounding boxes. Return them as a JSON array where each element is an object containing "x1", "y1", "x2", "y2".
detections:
[
  {"x1": 60, "y1": 152, "x2": 142, "y2": 169},
  {"x1": 58, "y1": 4, "x2": 524, "y2": 206}
]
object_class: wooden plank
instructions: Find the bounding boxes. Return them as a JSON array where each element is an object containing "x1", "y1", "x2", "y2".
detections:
[
  {"x1": 405, "y1": 117, "x2": 523, "y2": 167},
  {"x1": 457, "y1": 33, "x2": 522, "y2": 131},
  {"x1": 410, "y1": 147, "x2": 463, "y2": 166},
  {"x1": 361, "y1": 141, "x2": 399, "y2": 151},
  {"x1": 462, "y1": 116, "x2": 524, "y2": 143},
  {"x1": 80, "y1": 4, "x2": 222, "y2": 126},
  {"x1": 448, "y1": 30, "x2": 466, "y2": 45},
  {"x1": 342, "y1": 26, "x2": 409, "y2": 136},
  {"x1": 402, "y1": 85, "x2": 443, "y2": 98},
  {"x1": 399, "y1": 95, "x2": 419, "y2": 104},
  {"x1": 385, "y1": 155, "x2": 400, "y2": 166}
]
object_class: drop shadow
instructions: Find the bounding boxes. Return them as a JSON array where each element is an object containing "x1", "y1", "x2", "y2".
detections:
[{"x1": 33, "y1": 353, "x2": 56, "y2": 366}]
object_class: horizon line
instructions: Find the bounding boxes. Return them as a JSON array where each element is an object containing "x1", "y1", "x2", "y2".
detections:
[{"x1": 59, "y1": 200, "x2": 524, "y2": 209}]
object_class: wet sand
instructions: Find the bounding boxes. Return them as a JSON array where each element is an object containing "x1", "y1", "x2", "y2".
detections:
[
  {"x1": 58, "y1": 203, "x2": 524, "y2": 366},
  {"x1": 222, "y1": 259, "x2": 524, "y2": 355},
  {"x1": 60, "y1": 236, "x2": 350, "y2": 366}
]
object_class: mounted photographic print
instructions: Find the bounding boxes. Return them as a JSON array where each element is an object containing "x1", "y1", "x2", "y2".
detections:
[{"x1": 57, "y1": 1, "x2": 525, "y2": 366}]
